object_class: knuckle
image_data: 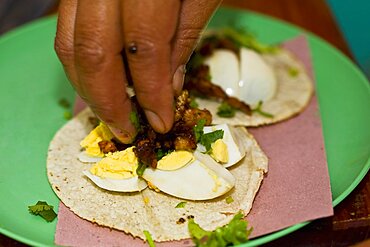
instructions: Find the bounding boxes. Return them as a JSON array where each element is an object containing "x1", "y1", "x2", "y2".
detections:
[
  {"x1": 125, "y1": 30, "x2": 161, "y2": 57},
  {"x1": 176, "y1": 26, "x2": 203, "y2": 49},
  {"x1": 54, "y1": 36, "x2": 74, "y2": 65},
  {"x1": 75, "y1": 35, "x2": 108, "y2": 73}
]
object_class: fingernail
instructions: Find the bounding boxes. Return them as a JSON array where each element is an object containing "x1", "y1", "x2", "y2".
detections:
[
  {"x1": 145, "y1": 110, "x2": 166, "y2": 133},
  {"x1": 108, "y1": 126, "x2": 133, "y2": 144},
  {"x1": 172, "y1": 65, "x2": 186, "y2": 96}
]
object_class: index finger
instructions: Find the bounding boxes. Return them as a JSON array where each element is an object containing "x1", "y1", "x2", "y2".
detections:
[
  {"x1": 74, "y1": 0, "x2": 136, "y2": 143},
  {"x1": 122, "y1": 0, "x2": 181, "y2": 133}
]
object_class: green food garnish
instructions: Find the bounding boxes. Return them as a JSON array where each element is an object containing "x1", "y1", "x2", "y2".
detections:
[
  {"x1": 187, "y1": 53, "x2": 206, "y2": 71},
  {"x1": 252, "y1": 101, "x2": 274, "y2": 118},
  {"x1": 193, "y1": 119, "x2": 206, "y2": 142},
  {"x1": 136, "y1": 162, "x2": 147, "y2": 177},
  {"x1": 143, "y1": 230, "x2": 156, "y2": 247},
  {"x1": 288, "y1": 67, "x2": 299, "y2": 77},
  {"x1": 28, "y1": 201, "x2": 57, "y2": 222},
  {"x1": 217, "y1": 101, "x2": 236, "y2": 118},
  {"x1": 156, "y1": 149, "x2": 172, "y2": 161},
  {"x1": 63, "y1": 111, "x2": 72, "y2": 120},
  {"x1": 58, "y1": 98, "x2": 71, "y2": 109},
  {"x1": 175, "y1": 202, "x2": 187, "y2": 208},
  {"x1": 222, "y1": 28, "x2": 278, "y2": 54},
  {"x1": 188, "y1": 212, "x2": 252, "y2": 247},
  {"x1": 225, "y1": 196, "x2": 234, "y2": 204},
  {"x1": 200, "y1": 130, "x2": 224, "y2": 153},
  {"x1": 129, "y1": 110, "x2": 141, "y2": 131},
  {"x1": 189, "y1": 97, "x2": 199, "y2": 108}
]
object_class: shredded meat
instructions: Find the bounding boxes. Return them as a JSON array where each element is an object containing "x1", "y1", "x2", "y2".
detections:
[
  {"x1": 98, "y1": 140, "x2": 118, "y2": 154},
  {"x1": 132, "y1": 91, "x2": 212, "y2": 168}
]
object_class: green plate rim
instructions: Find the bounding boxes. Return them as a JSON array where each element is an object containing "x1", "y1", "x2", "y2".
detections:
[{"x1": 0, "y1": 8, "x2": 369, "y2": 247}]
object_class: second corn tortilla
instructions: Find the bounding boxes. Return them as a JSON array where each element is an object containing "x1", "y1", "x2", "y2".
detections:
[
  {"x1": 195, "y1": 48, "x2": 314, "y2": 126},
  {"x1": 47, "y1": 108, "x2": 268, "y2": 241}
]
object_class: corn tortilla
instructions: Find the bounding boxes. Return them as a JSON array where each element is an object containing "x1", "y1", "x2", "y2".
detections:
[{"x1": 47, "y1": 108, "x2": 267, "y2": 241}]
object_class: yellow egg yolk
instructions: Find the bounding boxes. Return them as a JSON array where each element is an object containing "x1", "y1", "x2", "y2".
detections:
[
  {"x1": 80, "y1": 122, "x2": 114, "y2": 157},
  {"x1": 157, "y1": 151, "x2": 195, "y2": 171},
  {"x1": 210, "y1": 139, "x2": 229, "y2": 163},
  {"x1": 90, "y1": 147, "x2": 138, "y2": 179}
]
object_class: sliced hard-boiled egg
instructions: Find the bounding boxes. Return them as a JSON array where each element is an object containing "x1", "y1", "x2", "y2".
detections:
[
  {"x1": 197, "y1": 124, "x2": 245, "y2": 168},
  {"x1": 204, "y1": 47, "x2": 277, "y2": 106},
  {"x1": 83, "y1": 171, "x2": 147, "y2": 192},
  {"x1": 239, "y1": 48, "x2": 277, "y2": 105},
  {"x1": 83, "y1": 147, "x2": 147, "y2": 192},
  {"x1": 157, "y1": 151, "x2": 195, "y2": 171},
  {"x1": 142, "y1": 151, "x2": 235, "y2": 200},
  {"x1": 78, "y1": 151, "x2": 103, "y2": 163},
  {"x1": 203, "y1": 49, "x2": 240, "y2": 96},
  {"x1": 79, "y1": 122, "x2": 114, "y2": 160}
]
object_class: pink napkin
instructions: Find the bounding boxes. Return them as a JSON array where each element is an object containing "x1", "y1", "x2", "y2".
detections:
[{"x1": 55, "y1": 35, "x2": 333, "y2": 246}]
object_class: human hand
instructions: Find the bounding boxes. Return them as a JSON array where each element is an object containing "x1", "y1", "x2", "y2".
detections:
[{"x1": 55, "y1": 0, "x2": 221, "y2": 143}]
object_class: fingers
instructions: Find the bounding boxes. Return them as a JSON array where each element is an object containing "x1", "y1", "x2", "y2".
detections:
[
  {"x1": 73, "y1": 0, "x2": 135, "y2": 143},
  {"x1": 122, "y1": 0, "x2": 181, "y2": 133},
  {"x1": 171, "y1": 0, "x2": 222, "y2": 69},
  {"x1": 55, "y1": 0, "x2": 79, "y2": 90}
]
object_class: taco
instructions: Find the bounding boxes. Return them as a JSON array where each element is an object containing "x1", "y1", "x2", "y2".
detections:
[
  {"x1": 47, "y1": 91, "x2": 268, "y2": 241},
  {"x1": 185, "y1": 28, "x2": 314, "y2": 126}
]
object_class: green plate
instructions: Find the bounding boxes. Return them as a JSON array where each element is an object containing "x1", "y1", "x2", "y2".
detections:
[{"x1": 0, "y1": 7, "x2": 369, "y2": 247}]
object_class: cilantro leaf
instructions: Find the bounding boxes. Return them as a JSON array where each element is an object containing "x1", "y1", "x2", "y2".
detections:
[
  {"x1": 225, "y1": 196, "x2": 234, "y2": 204},
  {"x1": 222, "y1": 28, "x2": 278, "y2": 54},
  {"x1": 200, "y1": 130, "x2": 224, "y2": 152},
  {"x1": 217, "y1": 102, "x2": 236, "y2": 118},
  {"x1": 252, "y1": 101, "x2": 274, "y2": 118},
  {"x1": 136, "y1": 162, "x2": 147, "y2": 177},
  {"x1": 143, "y1": 230, "x2": 156, "y2": 247},
  {"x1": 189, "y1": 97, "x2": 199, "y2": 108},
  {"x1": 28, "y1": 201, "x2": 57, "y2": 222},
  {"x1": 175, "y1": 202, "x2": 187, "y2": 208},
  {"x1": 193, "y1": 119, "x2": 206, "y2": 142},
  {"x1": 156, "y1": 149, "x2": 172, "y2": 161},
  {"x1": 58, "y1": 98, "x2": 71, "y2": 109},
  {"x1": 64, "y1": 111, "x2": 72, "y2": 120},
  {"x1": 188, "y1": 212, "x2": 252, "y2": 247},
  {"x1": 288, "y1": 67, "x2": 299, "y2": 77},
  {"x1": 129, "y1": 110, "x2": 141, "y2": 131}
]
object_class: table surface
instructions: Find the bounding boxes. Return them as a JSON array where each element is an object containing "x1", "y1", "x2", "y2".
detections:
[{"x1": 1, "y1": 0, "x2": 369, "y2": 246}]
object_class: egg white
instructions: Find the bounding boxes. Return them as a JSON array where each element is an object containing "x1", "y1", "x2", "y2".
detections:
[
  {"x1": 205, "y1": 47, "x2": 277, "y2": 106},
  {"x1": 78, "y1": 151, "x2": 103, "y2": 163},
  {"x1": 197, "y1": 124, "x2": 245, "y2": 168},
  {"x1": 83, "y1": 170, "x2": 147, "y2": 192},
  {"x1": 142, "y1": 151, "x2": 235, "y2": 200}
]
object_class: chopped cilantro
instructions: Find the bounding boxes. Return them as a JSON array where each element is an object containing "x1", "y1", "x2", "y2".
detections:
[
  {"x1": 187, "y1": 52, "x2": 206, "y2": 71},
  {"x1": 222, "y1": 28, "x2": 278, "y2": 53},
  {"x1": 189, "y1": 97, "x2": 199, "y2": 108},
  {"x1": 58, "y1": 98, "x2": 71, "y2": 109},
  {"x1": 175, "y1": 202, "x2": 187, "y2": 208},
  {"x1": 288, "y1": 67, "x2": 299, "y2": 77},
  {"x1": 193, "y1": 119, "x2": 206, "y2": 142},
  {"x1": 63, "y1": 111, "x2": 72, "y2": 120},
  {"x1": 188, "y1": 212, "x2": 252, "y2": 247},
  {"x1": 156, "y1": 149, "x2": 172, "y2": 161},
  {"x1": 225, "y1": 196, "x2": 234, "y2": 204},
  {"x1": 217, "y1": 102, "x2": 236, "y2": 118},
  {"x1": 143, "y1": 230, "x2": 156, "y2": 247},
  {"x1": 129, "y1": 110, "x2": 140, "y2": 131},
  {"x1": 28, "y1": 201, "x2": 57, "y2": 222},
  {"x1": 252, "y1": 101, "x2": 274, "y2": 118},
  {"x1": 136, "y1": 162, "x2": 147, "y2": 177},
  {"x1": 200, "y1": 130, "x2": 224, "y2": 153}
]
